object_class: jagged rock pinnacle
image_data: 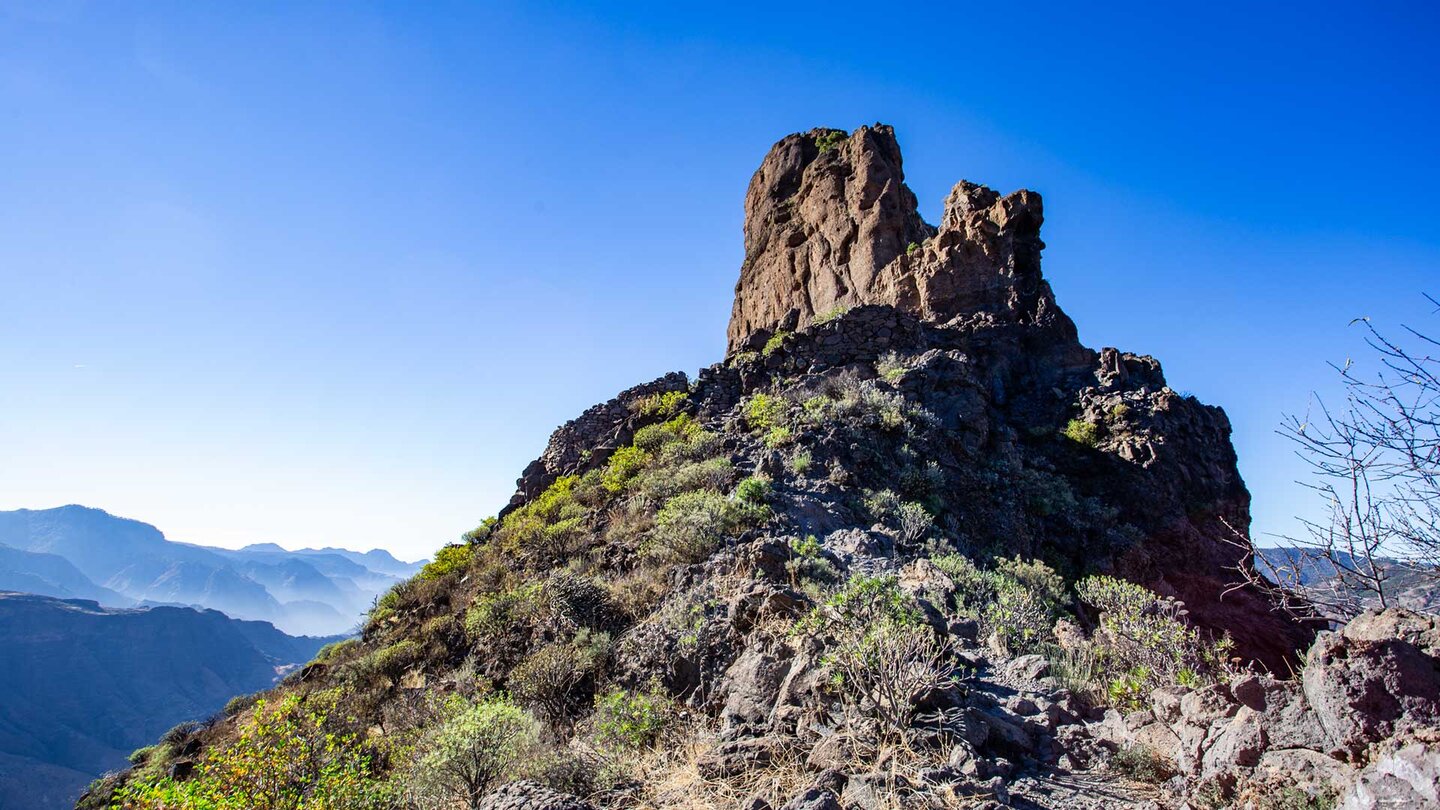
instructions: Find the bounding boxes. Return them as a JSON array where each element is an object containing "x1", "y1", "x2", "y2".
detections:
[{"x1": 727, "y1": 124, "x2": 1074, "y2": 354}]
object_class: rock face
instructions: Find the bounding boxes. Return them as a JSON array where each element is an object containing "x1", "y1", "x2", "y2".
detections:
[{"x1": 727, "y1": 125, "x2": 1071, "y2": 355}]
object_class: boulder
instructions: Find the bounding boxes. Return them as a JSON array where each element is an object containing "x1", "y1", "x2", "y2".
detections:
[
  {"x1": 778, "y1": 786, "x2": 842, "y2": 810},
  {"x1": 719, "y1": 643, "x2": 793, "y2": 731},
  {"x1": 1179, "y1": 684, "x2": 1238, "y2": 727},
  {"x1": 1150, "y1": 685, "x2": 1190, "y2": 725},
  {"x1": 1201, "y1": 706, "x2": 1268, "y2": 779},
  {"x1": 478, "y1": 781, "x2": 595, "y2": 810},
  {"x1": 1005, "y1": 654, "x2": 1051, "y2": 682},
  {"x1": 696, "y1": 736, "x2": 787, "y2": 779},
  {"x1": 1339, "y1": 742, "x2": 1440, "y2": 810},
  {"x1": 1257, "y1": 748, "x2": 1354, "y2": 795},
  {"x1": 1302, "y1": 610, "x2": 1440, "y2": 754}
]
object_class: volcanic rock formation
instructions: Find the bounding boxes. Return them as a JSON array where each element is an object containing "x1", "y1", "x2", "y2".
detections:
[
  {"x1": 728, "y1": 125, "x2": 1064, "y2": 355},
  {"x1": 526, "y1": 124, "x2": 1311, "y2": 670},
  {"x1": 86, "y1": 125, "x2": 1383, "y2": 810}
]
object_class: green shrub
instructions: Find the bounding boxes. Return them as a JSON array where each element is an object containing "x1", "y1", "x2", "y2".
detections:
[
  {"x1": 786, "y1": 534, "x2": 839, "y2": 586},
  {"x1": 929, "y1": 555, "x2": 1066, "y2": 654},
  {"x1": 899, "y1": 461, "x2": 944, "y2": 500},
  {"x1": 416, "y1": 614, "x2": 461, "y2": 660},
  {"x1": 223, "y1": 692, "x2": 260, "y2": 717},
  {"x1": 744, "y1": 393, "x2": 788, "y2": 433},
  {"x1": 801, "y1": 574, "x2": 925, "y2": 633},
  {"x1": 931, "y1": 554, "x2": 991, "y2": 600},
  {"x1": 591, "y1": 686, "x2": 674, "y2": 750},
  {"x1": 735, "y1": 475, "x2": 771, "y2": 505},
  {"x1": 789, "y1": 449, "x2": 813, "y2": 475},
  {"x1": 160, "y1": 721, "x2": 203, "y2": 746},
  {"x1": 801, "y1": 375, "x2": 933, "y2": 434},
  {"x1": 804, "y1": 574, "x2": 952, "y2": 738},
  {"x1": 602, "y1": 445, "x2": 651, "y2": 493},
  {"x1": 876, "y1": 351, "x2": 907, "y2": 382},
  {"x1": 465, "y1": 583, "x2": 543, "y2": 642},
  {"x1": 1262, "y1": 786, "x2": 1337, "y2": 810},
  {"x1": 370, "y1": 639, "x2": 423, "y2": 677},
  {"x1": 763, "y1": 425, "x2": 793, "y2": 448},
  {"x1": 863, "y1": 488, "x2": 903, "y2": 522},
  {"x1": 117, "y1": 694, "x2": 387, "y2": 809},
  {"x1": 1107, "y1": 667, "x2": 1150, "y2": 710},
  {"x1": 827, "y1": 618, "x2": 952, "y2": 739},
  {"x1": 509, "y1": 631, "x2": 610, "y2": 725},
  {"x1": 367, "y1": 587, "x2": 401, "y2": 628},
  {"x1": 762, "y1": 330, "x2": 792, "y2": 356},
  {"x1": 632, "y1": 414, "x2": 698, "y2": 452},
  {"x1": 545, "y1": 573, "x2": 616, "y2": 630},
  {"x1": 802, "y1": 395, "x2": 832, "y2": 423},
  {"x1": 1063, "y1": 418, "x2": 1101, "y2": 448},
  {"x1": 635, "y1": 456, "x2": 734, "y2": 503},
  {"x1": 461, "y1": 516, "x2": 499, "y2": 544},
  {"x1": 896, "y1": 501, "x2": 933, "y2": 544},
  {"x1": 815, "y1": 129, "x2": 846, "y2": 152},
  {"x1": 906, "y1": 241, "x2": 920, "y2": 255},
  {"x1": 812, "y1": 305, "x2": 848, "y2": 326},
  {"x1": 419, "y1": 543, "x2": 474, "y2": 581},
  {"x1": 404, "y1": 695, "x2": 541, "y2": 808},
  {"x1": 127, "y1": 745, "x2": 158, "y2": 765},
  {"x1": 1109, "y1": 743, "x2": 1174, "y2": 782},
  {"x1": 1076, "y1": 574, "x2": 1233, "y2": 692},
  {"x1": 632, "y1": 390, "x2": 688, "y2": 419},
  {"x1": 313, "y1": 638, "x2": 360, "y2": 664},
  {"x1": 649, "y1": 490, "x2": 764, "y2": 563},
  {"x1": 986, "y1": 557, "x2": 1067, "y2": 653},
  {"x1": 495, "y1": 475, "x2": 587, "y2": 557}
]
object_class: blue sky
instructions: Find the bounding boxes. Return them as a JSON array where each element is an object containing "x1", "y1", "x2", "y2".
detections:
[{"x1": 2, "y1": 1, "x2": 1437, "y2": 561}]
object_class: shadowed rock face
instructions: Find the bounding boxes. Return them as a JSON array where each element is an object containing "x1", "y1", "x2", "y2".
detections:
[{"x1": 728, "y1": 125, "x2": 1073, "y2": 355}]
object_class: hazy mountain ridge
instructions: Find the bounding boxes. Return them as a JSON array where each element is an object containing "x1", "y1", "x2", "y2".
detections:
[
  {"x1": 0, "y1": 544, "x2": 131, "y2": 605},
  {"x1": 0, "y1": 506, "x2": 426, "y2": 636},
  {"x1": 0, "y1": 592, "x2": 338, "y2": 810},
  {"x1": 1257, "y1": 546, "x2": 1440, "y2": 614}
]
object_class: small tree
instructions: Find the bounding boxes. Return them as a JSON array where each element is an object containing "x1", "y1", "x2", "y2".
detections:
[
  {"x1": 405, "y1": 696, "x2": 541, "y2": 810},
  {"x1": 1277, "y1": 296, "x2": 1439, "y2": 617}
]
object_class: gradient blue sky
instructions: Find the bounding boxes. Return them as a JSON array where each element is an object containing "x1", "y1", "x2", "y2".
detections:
[{"x1": 2, "y1": 1, "x2": 1437, "y2": 561}]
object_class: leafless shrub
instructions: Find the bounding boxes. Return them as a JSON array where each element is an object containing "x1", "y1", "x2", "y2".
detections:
[
  {"x1": 828, "y1": 622, "x2": 955, "y2": 740},
  {"x1": 1271, "y1": 295, "x2": 1439, "y2": 617}
]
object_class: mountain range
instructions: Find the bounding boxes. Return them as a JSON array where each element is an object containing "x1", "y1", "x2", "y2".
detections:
[
  {"x1": 0, "y1": 505, "x2": 425, "y2": 636},
  {"x1": 0, "y1": 591, "x2": 338, "y2": 810}
]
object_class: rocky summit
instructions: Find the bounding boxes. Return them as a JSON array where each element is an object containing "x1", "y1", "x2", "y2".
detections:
[
  {"x1": 85, "y1": 126, "x2": 1438, "y2": 810},
  {"x1": 728, "y1": 125, "x2": 1057, "y2": 355}
]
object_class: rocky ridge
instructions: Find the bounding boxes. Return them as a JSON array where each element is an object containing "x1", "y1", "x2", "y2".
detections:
[{"x1": 81, "y1": 126, "x2": 1436, "y2": 810}]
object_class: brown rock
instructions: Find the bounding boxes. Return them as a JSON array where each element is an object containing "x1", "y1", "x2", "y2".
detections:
[
  {"x1": 726, "y1": 125, "x2": 1073, "y2": 355},
  {"x1": 1303, "y1": 609, "x2": 1440, "y2": 754},
  {"x1": 728, "y1": 126, "x2": 933, "y2": 354},
  {"x1": 1201, "y1": 706, "x2": 1268, "y2": 778}
]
